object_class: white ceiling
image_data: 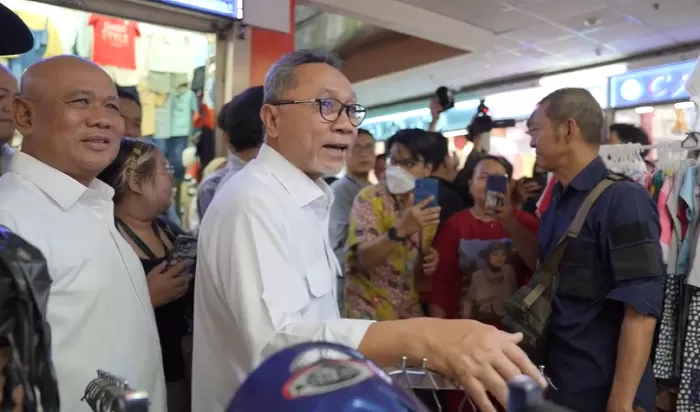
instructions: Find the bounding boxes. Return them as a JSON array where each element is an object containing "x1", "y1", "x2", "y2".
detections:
[{"x1": 345, "y1": 0, "x2": 700, "y2": 107}]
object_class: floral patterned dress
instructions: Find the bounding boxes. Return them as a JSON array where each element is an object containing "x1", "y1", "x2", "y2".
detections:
[{"x1": 344, "y1": 183, "x2": 437, "y2": 321}]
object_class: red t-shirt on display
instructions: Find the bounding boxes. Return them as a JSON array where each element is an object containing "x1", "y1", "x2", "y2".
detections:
[{"x1": 89, "y1": 15, "x2": 140, "y2": 69}]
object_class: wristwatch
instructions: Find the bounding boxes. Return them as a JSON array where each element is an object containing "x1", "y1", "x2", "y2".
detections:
[{"x1": 387, "y1": 227, "x2": 405, "y2": 242}]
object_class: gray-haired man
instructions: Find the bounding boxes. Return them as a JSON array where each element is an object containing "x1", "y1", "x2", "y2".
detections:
[{"x1": 192, "y1": 49, "x2": 544, "y2": 412}]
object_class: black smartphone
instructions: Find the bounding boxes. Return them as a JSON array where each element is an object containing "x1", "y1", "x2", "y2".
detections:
[
  {"x1": 414, "y1": 178, "x2": 439, "y2": 207},
  {"x1": 485, "y1": 175, "x2": 508, "y2": 212},
  {"x1": 165, "y1": 234, "x2": 198, "y2": 271}
]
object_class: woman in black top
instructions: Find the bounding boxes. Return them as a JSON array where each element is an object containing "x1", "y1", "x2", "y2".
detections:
[{"x1": 98, "y1": 138, "x2": 193, "y2": 412}]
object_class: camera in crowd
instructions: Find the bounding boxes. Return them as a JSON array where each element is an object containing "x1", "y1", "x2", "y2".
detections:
[
  {"x1": 434, "y1": 86, "x2": 455, "y2": 112},
  {"x1": 468, "y1": 100, "x2": 517, "y2": 137}
]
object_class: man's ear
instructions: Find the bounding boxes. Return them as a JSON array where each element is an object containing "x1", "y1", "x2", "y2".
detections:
[
  {"x1": 260, "y1": 104, "x2": 279, "y2": 141},
  {"x1": 11, "y1": 97, "x2": 33, "y2": 136}
]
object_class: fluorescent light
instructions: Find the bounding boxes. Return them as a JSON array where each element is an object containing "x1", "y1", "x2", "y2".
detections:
[
  {"x1": 363, "y1": 108, "x2": 429, "y2": 125},
  {"x1": 635, "y1": 106, "x2": 655, "y2": 114},
  {"x1": 443, "y1": 129, "x2": 467, "y2": 138},
  {"x1": 454, "y1": 99, "x2": 480, "y2": 110},
  {"x1": 539, "y1": 63, "x2": 628, "y2": 88},
  {"x1": 674, "y1": 101, "x2": 695, "y2": 109}
]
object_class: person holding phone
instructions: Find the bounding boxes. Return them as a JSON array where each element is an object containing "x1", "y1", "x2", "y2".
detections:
[
  {"x1": 345, "y1": 128, "x2": 445, "y2": 322},
  {"x1": 425, "y1": 155, "x2": 539, "y2": 412},
  {"x1": 98, "y1": 139, "x2": 194, "y2": 412}
]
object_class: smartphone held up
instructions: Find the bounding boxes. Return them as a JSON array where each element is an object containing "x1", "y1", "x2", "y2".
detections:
[
  {"x1": 485, "y1": 175, "x2": 508, "y2": 214},
  {"x1": 414, "y1": 178, "x2": 439, "y2": 207}
]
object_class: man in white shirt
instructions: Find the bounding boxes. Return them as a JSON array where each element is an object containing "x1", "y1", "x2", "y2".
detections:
[
  {"x1": 0, "y1": 55, "x2": 166, "y2": 412},
  {"x1": 193, "y1": 50, "x2": 543, "y2": 412},
  {"x1": 0, "y1": 64, "x2": 16, "y2": 176}
]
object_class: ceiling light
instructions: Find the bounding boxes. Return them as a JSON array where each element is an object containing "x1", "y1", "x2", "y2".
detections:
[
  {"x1": 674, "y1": 101, "x2": 695, "y2": 109},
  {"x1": 454, "y1": 99, "x2": 480, "y2": 110},
  {"x1": 539, "y1": 63, "x2": 628, "y2": 88},
  {"x1": 635, "y1": 106, "x2": 655, "y2": 114}
]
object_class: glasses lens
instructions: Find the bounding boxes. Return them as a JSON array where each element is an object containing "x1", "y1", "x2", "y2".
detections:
[
  {"x1": 348, "y1": 105, "x2": 367, "y2": 126},
  {"x1": 319, "y1": 98, "x2": 341, "y2": 122}
]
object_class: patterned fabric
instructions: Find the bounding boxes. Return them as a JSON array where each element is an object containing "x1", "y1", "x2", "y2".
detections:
[
  {"x1": 655, "y1": 277, "x2": 680, "y2": 379},
  {"x1": 678, "y1": 288, "x2": 700, "y2": 411},
  {"x1": 344, "y1": 184, "x2": 437, "y2": 321}
]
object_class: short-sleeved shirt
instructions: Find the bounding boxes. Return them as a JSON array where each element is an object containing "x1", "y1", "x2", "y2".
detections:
[
  {"x1": 539, "y1": 157, "x2": 665, "y2": 412},
  {"x1": 426, "y1": 209, "x2": 538, "y2": 326},
  {"x1": 345, "y1": 183, "x2": 437, "y2": 321}
]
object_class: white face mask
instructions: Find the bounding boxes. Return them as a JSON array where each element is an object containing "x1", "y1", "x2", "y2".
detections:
[{"x1": 385, "y1": 165, "x2": 416, "y2": 194}]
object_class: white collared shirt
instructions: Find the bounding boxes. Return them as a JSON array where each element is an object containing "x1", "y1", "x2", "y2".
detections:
[
  {"x1": 0, "y1": 152, "x2": 166, "y2": 412},
  {"x1": 192, "y1": 144, "x2": 374, "y2": 411}
]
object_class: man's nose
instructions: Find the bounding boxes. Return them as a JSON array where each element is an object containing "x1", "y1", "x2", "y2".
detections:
[
  {"x1": 86, "y1": 108, "x2": 115, "y2": 129},
  {"x1": 529, "y1": 136, "x2": 537, "y2": 148},
  {"x1": 332, "y1": 109, "x2": 356, "y2": 135}
]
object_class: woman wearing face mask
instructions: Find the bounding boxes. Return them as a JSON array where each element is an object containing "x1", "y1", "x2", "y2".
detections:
[
  {"x1": 98, "y1": 139, "x2": 194, "y2": 412},
  {"x1": 344, "y1": 129, "x2": 443, "y2": 322}
]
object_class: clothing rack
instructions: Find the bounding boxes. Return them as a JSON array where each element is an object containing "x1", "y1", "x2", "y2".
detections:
[{"x1": 81, "y1": 370, "x2": 149, "y2": 412}]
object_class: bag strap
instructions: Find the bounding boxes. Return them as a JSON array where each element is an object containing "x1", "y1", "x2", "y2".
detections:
[{"x1": 522, "y1": 173, "x2": 623, "y2": 307}]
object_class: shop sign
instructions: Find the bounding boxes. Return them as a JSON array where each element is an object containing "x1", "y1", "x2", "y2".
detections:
[
  {"x1": 155, "y1": 0, "x2": 242, "y2": 19},
  {"x1": 609, "y1": 60, "x2": 696, "y2": 108}
]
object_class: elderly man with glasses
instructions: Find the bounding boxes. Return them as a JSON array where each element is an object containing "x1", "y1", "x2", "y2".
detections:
[{"x1": 192, "y1": 50, "x2": 543, "y2": 412}]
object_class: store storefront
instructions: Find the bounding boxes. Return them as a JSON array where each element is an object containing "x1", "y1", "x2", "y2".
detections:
[
  {"x1": 609, "y1": 60, "x2": 696, "y2": 142},
  {"x1": 1, "y1": 0, "x2": 241, "y2": 143},
  {"x1": 364, "y1": 64, "x2": 622, "y2": 179}
]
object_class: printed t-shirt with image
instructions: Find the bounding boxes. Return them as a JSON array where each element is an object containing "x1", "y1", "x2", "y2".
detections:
[
  {"x1": 344, "y1": 183, "x2": 437, "y2": 321},
  {"x1": 424, "y1": 209, "x2": 539, "y2": 328},
  {"x1": 89, "y1": 15, "x2": 140, "y2": 69}
]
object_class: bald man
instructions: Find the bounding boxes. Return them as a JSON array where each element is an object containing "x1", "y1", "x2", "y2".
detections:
[
  {"x1": 0, "y1": 56, "x2": 166, "y2": 412},
  {"x1": 0, "y1": 65, "x2": 16, "y2": 176}
]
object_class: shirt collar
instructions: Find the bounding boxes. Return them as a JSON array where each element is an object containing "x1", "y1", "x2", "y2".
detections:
[
  {"x1": 256, "y1": 144, "x2": 330, "y2": 207},
  {"x1": 228, "y1": 153, "x2": 248, "y2": 172},
  {"x1": 556, "y1": 156, "x2": 608, "y2": 194},
  {"x1": 10, "y1": 151, "x2": 115, "y2": 210}
]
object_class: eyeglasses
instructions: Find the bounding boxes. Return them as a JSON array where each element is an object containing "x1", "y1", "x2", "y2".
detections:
[
  {"x1": 352, "y1": 143, "x2": 375, "y2": 155},
  {"x1": 389, "y1": 158, "x2": 420, "y2": 169},
  {"x1": 269, "y1": 98, "x2": 367, "y2": 126}
]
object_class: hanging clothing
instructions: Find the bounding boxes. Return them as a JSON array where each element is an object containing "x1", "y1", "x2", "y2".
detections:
[
  {"x1": 6, "y1": 14, "x2": 53, "y2": 79},
  {"x1": 89, "y1": 15, "x2": 140, "y2": 69},
  {"x1": 145, "y1": 28, "x2": 193, "y2": 75}
]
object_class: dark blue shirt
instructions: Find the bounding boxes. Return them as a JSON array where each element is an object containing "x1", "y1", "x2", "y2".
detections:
[{"x1": 538, "y1": 157, "x2": 665, "y2": 412}]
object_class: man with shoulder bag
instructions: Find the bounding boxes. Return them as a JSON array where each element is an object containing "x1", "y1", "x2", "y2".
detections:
[{"x1": 490, "y1": 88, "x2": 664, "y2": 412}]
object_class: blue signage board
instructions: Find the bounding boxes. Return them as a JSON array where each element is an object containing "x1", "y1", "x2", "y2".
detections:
[
  {"x1": 609, "y1": 60, "x2": 696, "y2": 108},
  {"x1": 154, "y1": 0, "x2": 242, "y2": 19}
]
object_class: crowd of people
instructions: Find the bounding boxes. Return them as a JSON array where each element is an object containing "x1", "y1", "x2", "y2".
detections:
[{"x1": 0, "y1": 3, "x2": 671, "y2": 412}]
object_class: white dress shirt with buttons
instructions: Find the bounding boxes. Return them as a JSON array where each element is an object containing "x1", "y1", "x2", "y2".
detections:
[
  {"x1": 0, "y1": 152, "x2": 166, "y2": 412},
  {"x1": 192, "y1": 144, "x2": 374, "y2": 411}
]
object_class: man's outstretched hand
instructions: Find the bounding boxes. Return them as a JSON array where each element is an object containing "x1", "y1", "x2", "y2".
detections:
[{"x1": 429, "y1": 320, "x2": 546, "y2": 412}]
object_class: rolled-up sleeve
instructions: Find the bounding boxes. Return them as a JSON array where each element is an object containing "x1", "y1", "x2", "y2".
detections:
[
  {"x1": 602, "y1": 183, "x2": 665, "y2": 318},
  {"x1": 207, "y1": 195, "x2": 373, "y2": 370}
]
